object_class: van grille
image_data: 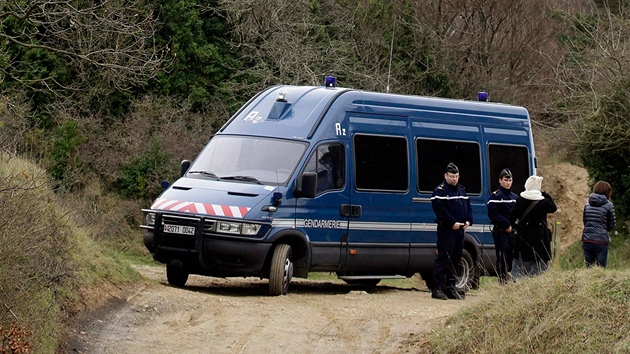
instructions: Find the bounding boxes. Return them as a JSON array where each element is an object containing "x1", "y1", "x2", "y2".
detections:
[{"x1": 159, "y1": 214, "x2": 216, "y2": 250}]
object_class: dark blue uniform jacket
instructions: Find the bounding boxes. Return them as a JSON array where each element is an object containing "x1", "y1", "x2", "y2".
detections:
[
  {"x1": 487, "y1": 187, "x2": 517, "y2": 230},
  {"x1": 431, "y1": 181, "x2": 473, "y2": 228}
]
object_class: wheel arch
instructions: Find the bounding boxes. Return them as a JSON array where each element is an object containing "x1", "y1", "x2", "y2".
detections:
[
  {"x1": 463, "y1": 233, "x2": 481, "y2": 264},
  {"x1": 264, "y1": 230, "x2": 311, "y2": 278}
]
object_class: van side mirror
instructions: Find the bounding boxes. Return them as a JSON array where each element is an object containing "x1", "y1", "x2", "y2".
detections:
[
  {"x1": 181, "y1": 160, "x2": 191, "y2": 177},
  {"x1": 296, "y1": 172, "x2": 317, "y2": 198}
]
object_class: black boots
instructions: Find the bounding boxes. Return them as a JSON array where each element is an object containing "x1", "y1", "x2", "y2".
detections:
[
  {"x1": 444, "y1": 286, "x2": 465, "y2": 300},
  {"x1": 431, "y1": 288, "x2": 448, "y2": 300}
]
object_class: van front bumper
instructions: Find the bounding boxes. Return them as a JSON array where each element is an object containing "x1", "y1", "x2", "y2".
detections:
[{"x1": 144, "y1": 229, "x2": 272, "y2": 277}]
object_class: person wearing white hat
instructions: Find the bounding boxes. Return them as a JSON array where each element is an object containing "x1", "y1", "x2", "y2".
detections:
[{"x1": 509, "y1": 175, "x2": 557, "y2": 280}]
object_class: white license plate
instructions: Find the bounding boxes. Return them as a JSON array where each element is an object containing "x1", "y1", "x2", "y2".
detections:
[{"x1": 163, "y1": 224, "x2": 196, "y2": 235}]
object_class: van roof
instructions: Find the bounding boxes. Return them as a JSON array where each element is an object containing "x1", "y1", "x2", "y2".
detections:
[{"x1": 220, "y1": 85, "x2": 530, "y2": 140}]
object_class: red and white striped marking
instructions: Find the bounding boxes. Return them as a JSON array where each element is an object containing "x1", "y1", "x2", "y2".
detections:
[{"x1": 151, "y1": 198, "x2": 251, "y2": 218}]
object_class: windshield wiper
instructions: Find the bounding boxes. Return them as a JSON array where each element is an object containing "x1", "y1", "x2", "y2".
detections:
[
  {"x1": 187, "y1": 170, "x2": 219, "y2": 180},
  {"x1": 221, "y1": 175, "x2": 262, "y2": 184}
]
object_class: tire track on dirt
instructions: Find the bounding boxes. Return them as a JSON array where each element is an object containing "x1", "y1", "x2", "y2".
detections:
[{"x1": 69, "y1": 266, "x2": 481, "y2": 354}]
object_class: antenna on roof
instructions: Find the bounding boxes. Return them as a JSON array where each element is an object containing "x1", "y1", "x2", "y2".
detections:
[{"x1": 386, "y1": 24, "x2": 395, "y2": 93}]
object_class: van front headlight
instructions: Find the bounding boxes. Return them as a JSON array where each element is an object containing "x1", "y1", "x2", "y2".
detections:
[
  {"x1": 217, "y1": 221, "x2": 261, "y2": 236},
  {"x1": 241, "y1": 223, "x2": 261, "y2": 236},
  {"x1": 145, "y1": 212, "x2": 156, "y2": 226}
]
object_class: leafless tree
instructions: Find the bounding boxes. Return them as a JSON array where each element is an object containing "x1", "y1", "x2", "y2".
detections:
[
  {"x1": 550, "y1": 4, "x2": 630, "y2": 155},
  {"x1": 0, "y1": 0, "x2": 165, "y2": 95}
]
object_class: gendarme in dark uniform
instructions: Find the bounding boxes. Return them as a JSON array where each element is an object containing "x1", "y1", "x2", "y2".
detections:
[
  {"x1": 487, "y1": 168, "x2": 518, "y2": 284},
  {"x1": 430, "y1": 162, "x2": 473, "y2": 300}
]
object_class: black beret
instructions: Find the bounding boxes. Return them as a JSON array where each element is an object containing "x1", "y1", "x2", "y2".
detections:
[{"x1": 446, "y1": 162, "x2": 459, "y2": 174}]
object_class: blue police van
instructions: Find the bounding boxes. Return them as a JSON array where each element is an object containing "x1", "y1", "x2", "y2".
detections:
[{"x1": 141, "y1": 78, "x2": 536, "y2": 295}]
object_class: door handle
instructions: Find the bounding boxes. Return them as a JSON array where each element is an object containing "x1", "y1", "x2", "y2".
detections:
[
  {"x1": 340, "y1": 204, "x2": 362, "y2": 217},
  {"x1": 340, "y1": 204, "x2": 351, "y2": 217}
]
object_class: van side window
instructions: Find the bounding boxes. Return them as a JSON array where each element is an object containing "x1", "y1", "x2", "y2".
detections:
[
  {"x1": 416, "y1": 138, "x2": 482, "y2": 194},
  {"x1": 354, "y1": 134, "x2": 408, "y2": 191},
  {"x1": 488, "y1": 144, "x2": 529, "y2": 194},
  {"x1": 304, "y1": 143, "x2": 345, "y2": 194}
]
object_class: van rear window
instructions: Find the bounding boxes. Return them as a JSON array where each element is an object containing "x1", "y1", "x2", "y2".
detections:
[
  {"x1": 488, "y1": 144, "x2": 530, "y2": 194},
  {"x1": 416, "y1": 139, "x2": 482, "y2": 194}
]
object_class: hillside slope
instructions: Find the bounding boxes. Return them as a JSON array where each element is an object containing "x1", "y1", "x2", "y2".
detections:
[{"x1": 537, "y1": 163, "x2": 590, "y2": 252}]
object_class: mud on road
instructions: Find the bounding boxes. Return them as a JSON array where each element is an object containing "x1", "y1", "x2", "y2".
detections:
[{"x1": 67, "y1": 265, "x2": 483, "y2": 354}]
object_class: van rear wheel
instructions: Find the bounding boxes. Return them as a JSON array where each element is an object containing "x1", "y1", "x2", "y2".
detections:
[
  {"x1": 269, "y1": 244, "x2": 293, "y2": 296},
  {"x1": 455, "y1": 249, "x2": 474, "y2": 290},
  {"x1": 166, "y1": 263, "x2": 189, "y2": 287}
]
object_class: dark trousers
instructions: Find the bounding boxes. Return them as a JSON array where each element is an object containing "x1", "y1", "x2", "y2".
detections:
[
  {"x1": 582, "y1": 242, "x2": 609, "y2": 268},
  {"x1": 433, "y1": 228, "x2": 465, "y2": 289},
  {"x1": 494, "y1": 230, "x2": 516, "y2": 283}
]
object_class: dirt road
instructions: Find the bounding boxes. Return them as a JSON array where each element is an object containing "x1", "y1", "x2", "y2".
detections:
[{"x1": 68, "y1": 265, "x2": 482, "y2": 353}]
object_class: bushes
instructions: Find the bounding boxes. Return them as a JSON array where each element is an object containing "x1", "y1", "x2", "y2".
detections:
[
  {"x1": 116, "y1": 140, "x2": 170, "y2": 200},
  {"x1": 577, "y1": 85, "x2": 630, "y2": 219}
]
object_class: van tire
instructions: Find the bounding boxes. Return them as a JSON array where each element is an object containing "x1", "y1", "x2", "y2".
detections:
[
  {"x1": 166, "y1": 264, "x2": 189, "y2": 287},
  {"x1": 269, "y1": 244, "x2": 293, "y2": 296},
  {"x1": 455, "y1": 249, "x2": 474, "y2": 290}
]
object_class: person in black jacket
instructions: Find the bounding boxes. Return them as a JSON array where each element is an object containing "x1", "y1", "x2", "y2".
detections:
[
  {"x1": 430, "y1": 162, "x2": 473, "y2": 300},
  {"x1": 582, "y1": 181, "x2": 616, "y2": 268},
  {"x1": 487, "y1": 168, "x2": 517, "y2": 284},
  {"x1": 509, "y1": 175, "x2": 557, "y2": 280}
]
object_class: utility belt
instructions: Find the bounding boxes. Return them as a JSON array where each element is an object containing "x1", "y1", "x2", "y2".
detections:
[{"x1": 437, "y1": 221, "x2": 465, "y2": 234}]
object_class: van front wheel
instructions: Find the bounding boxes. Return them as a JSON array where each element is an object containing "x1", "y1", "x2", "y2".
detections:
[
  {"x1": 166, "y1": 263, "x2": 189, "y2": 287},
  {"x1": 269, "y1": 244, "x2": 293, "y2": 296}
]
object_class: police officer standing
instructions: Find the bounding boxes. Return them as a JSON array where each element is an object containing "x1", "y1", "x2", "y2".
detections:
[
  {"x1": 431, "y1": 162, "x2": 473, "y2": 300},
  {"x1": 487, "y1": 168, "x2": 517, "y2": 284}
]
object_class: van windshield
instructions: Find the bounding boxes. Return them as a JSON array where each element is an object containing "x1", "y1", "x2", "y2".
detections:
[{"x1": 187, "y1": 136, "x2": 307, "y2": 185}]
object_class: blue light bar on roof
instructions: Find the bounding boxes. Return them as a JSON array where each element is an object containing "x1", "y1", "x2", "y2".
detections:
[{"x1": 325, "y1": 76, "x2": 337, "y2": 88}]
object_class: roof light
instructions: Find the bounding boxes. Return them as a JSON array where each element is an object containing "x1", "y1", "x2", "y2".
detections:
[
  {"x1": 477, "y1": 91, "x2": 489, "y2": 102},
  {"x1": 277, "y1": 90, "x2": 287, "y2": 102},
  {"x1": 325, "y1": 76, "x2": 337, "y2": 88}
]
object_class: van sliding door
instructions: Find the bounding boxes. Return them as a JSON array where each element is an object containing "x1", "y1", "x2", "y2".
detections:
[{"x1": 343, "y1": 117, "x2": 411, "y2": 275}]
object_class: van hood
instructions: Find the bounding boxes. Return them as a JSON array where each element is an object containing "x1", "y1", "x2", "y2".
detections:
[{"x1": 150, "y1": 177, "x2": 281, "y2": 219}]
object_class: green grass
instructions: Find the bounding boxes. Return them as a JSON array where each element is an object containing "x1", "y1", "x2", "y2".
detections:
[
  {"x1": 421, "y1": 267, "x2": 630, "y2": 353},
  {"x1": 558, "y1": 230, "x2": 630, "y2": 270},
  {"x1": 0, "y1": 154, "x2": 140, "y2": 353}
]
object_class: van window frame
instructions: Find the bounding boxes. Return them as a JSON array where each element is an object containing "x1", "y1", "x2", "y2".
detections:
[
  {"x1": 415, "y1": 137, "x2": 482, "y2": 196},
  {"x1": 303, "y1": 142, "x2": 346, "y2": 195},
  {"x1": 353, "y1": 133, "x2": 409, "y2": 193},
  {"x1": 487, "y1": 143, "x2": 531, "y2": 195}
]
